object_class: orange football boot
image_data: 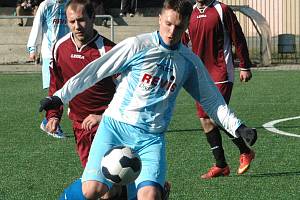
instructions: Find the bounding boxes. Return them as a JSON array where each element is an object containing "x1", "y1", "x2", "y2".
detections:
[
  {"x1": 201, "y1": 165, "x2": 230, "y2": 179},
  {"x1": 238, "y1": 150, "x2": 255, "y2": 175}
]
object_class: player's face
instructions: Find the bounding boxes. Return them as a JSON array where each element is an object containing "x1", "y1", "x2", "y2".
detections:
[
  {"x1": 66, "y1": 5, "x2": 94, "y2": 47},
  {"x1": 159, "y1": 8, "x2": 189, "y2": 46}
]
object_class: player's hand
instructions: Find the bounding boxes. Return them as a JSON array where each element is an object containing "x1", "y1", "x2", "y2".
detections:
[
  {"x1": 239, "y1": 70, "x2": 252, "y2": 82},
  {"x1": 29, "y1": 52, "x2": 36, "y2": 61},
  {"x1": 235, "y1": 124, "x2": 257, "y2": 146},
  {"x1": 81, "y1": 114, "x2": 102, "y2": 131},
  {"x1": 39, "y1": 96, "x2": 63, "y2": 112},
  {"x1": 46, "y1": 117, "x2": 59, "y2": 133}
]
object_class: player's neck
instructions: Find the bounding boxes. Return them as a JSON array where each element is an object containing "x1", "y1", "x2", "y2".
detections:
[
  {"x1": 197, "y1": 0, "x2": 215, "y2": 8},
  {"x1": 72, "y1": 30, "x2": 96, "y2": 49},
  {"x1": 198, "y1": 3, "x2": 206, "y2": 8}
]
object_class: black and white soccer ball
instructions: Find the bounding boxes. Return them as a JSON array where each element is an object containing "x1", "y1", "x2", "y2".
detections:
[{"x1": 101, "y1": 146, "x2": 142, "y2": 185}]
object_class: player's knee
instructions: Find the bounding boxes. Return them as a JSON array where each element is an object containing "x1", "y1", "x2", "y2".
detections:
[
  {"x1": 138, "y1": 185, "x2": 162, "y2": 200},
  {"x1": 200, "y1": 118, "x2": 216, "y2": 133},
  {"x1": 82, "y1": 181, "x2": 107, "y2": 199}
]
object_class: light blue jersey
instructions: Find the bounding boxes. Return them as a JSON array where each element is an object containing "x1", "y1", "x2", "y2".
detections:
[
  {"x1": 27, "y1": 0, "x2": 69, "y2": 59},
  {"x1": 27, "y1": 0, "x2": 69, "y2": 89},
  {"x1": 55, "y1": 31, "x2": 241, "y2": 137}
]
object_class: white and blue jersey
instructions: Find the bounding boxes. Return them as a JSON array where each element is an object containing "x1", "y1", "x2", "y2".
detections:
[
  {"x1": 27, "y1": 0, "x2": 69, "y2": 59},
  {"x1": 55, "y1": 31, "x2": 241, "y2": 137},
  {"x1": 27, "y1": 0, "x2": 69, "y2": 89}
]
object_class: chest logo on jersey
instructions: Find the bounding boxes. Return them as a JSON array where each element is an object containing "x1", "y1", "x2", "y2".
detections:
[
  {"x1": 139, "y1": 73, "x2": 177, "y2": 92},
  {"x1": 53, "y1": 18, "x2": 67, "y2": 25},
  {"x1": 70, "y1": 54, "x2": 85, "y2": 59},
  {"x1": 197, "y1": 14, "x2": 207, "y2": 18}
]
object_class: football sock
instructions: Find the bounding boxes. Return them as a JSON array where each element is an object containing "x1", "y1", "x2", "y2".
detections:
[
  {"x1": 231, "y1": 137, "x2": 251, "y2": 154},
  {"x1": 58, "y1": 178, "x2": 86, "y2": 200},
  {"x1": 205, "y1": 127, "x2": 227, "y2": 168},
  {"x1": 221, "y1": 128, "x2": 251, "y2": 154}
]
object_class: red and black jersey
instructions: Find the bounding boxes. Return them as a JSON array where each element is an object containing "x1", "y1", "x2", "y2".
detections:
[
  {"x1": 182, "y1": 1, "x2": 252, "y2": 83},
  {"x1": 46, "y1": 31, "x2": 116, "y2": 122}
]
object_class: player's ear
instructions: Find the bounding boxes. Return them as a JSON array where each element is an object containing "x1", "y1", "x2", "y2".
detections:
[{"x1": 158, "y1": 14, "x2": 162, "y2": 25}]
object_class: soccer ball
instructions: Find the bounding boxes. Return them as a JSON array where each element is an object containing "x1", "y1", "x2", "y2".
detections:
[{"x1": 101, "y1": 146, "x2": 142, "y2": 185}]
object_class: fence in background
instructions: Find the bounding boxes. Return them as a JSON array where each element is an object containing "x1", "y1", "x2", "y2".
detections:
[
  {"x1": 0, "y1": 15, "x2": 115, "y2": 42},
  {"x1": 1, "y1": 2, "x2": 300, "y2": 65},
  {"x1": 222, "y1": 0, "x2": 300, "y2": 64}
]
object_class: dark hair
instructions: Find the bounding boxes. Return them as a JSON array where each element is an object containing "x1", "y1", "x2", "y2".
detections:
[
  {"x1": 65, "y1": 0, "x2": 95, "y2": 19},
  {"x1": 161, "y1": 0, "x2": 193, "y2": 20}
]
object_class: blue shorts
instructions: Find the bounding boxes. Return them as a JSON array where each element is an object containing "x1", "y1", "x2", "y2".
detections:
[
  {"x1": 41, "y1": 58, "x2": 51, "y2": 89},
  {"x1": 81, "y1": 116, "x2": 166, "y2": 199}
]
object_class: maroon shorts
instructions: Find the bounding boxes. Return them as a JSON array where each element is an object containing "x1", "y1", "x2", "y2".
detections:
[
  {"x1": 72, "y1": 120, "x2": 99, "y2": 168},
  {"x1": 196, "y1": 82, "x2": 233, "y2": 118}
]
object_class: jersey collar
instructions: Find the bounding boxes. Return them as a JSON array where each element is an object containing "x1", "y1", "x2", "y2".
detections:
[{"x1": 157, "y1": 31, "x2": 180, "y2": 50}]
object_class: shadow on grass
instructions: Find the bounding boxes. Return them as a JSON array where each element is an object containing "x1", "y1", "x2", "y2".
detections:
[
  {"x1": 167, "y1": 126, "x2": 265, "y2": 133},
  {"x1": 168, "y1": 125, "x2": 300, "y2": 133},
  {"x1": 167, "y1": 128, "x2": 201, "y2": 133},
  {"x1": 238, "y1": 171, "x2": 300, "y2": 177}
]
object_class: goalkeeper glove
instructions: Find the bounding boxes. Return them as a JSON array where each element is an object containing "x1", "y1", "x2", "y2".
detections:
[
  {"x1": 236, "y1": 124, "x2": 257, "y2": 146},
  {"x1": 39, "y1": 96, "x2": 63, "y2": 112}
]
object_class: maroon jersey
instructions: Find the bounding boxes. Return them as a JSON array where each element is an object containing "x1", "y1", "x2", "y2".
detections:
[
  {"x1": 47, "y1": 32, "x2": 116, "y2": 122},
  {"x1": 182, "y1": 1, "x2": 252, "y2": 83}
]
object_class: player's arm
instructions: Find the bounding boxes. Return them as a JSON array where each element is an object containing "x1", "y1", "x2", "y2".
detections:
[
  {"x1": 26, "y1": 1, "x2": 44, "y2": 60},
  {"x1": 223, "y1": 6, "x2": 253, "y2": 82},
  {"x1": 183, "y1": 57, "x2": 257, "y2": 146},
  {"x1": 44, "y1": 44, "x2": 64, "y2": 132},
  {"x1": 223, "y1": 6, "x2": 252, "y2": 69},
  {"x1": 39, "y1": 37, "x2": 137, "y2": 111}
]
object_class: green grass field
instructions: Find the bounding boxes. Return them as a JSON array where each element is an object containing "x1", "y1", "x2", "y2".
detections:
[{"x1": 0, "y1": 70, "x2": 299, "y2": 199}]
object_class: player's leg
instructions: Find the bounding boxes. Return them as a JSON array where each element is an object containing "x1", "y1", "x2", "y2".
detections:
[
  {"x1": 196, "y1": 97, "x2": 230, "y2": 179},
  {"x1": 58, "y1": 178, "x2": 85, "y2": 200},
  {"x1": 129, "y1": 0, "x2": 137, "y2": 17},
  {"x1": 217, "y1": 82, "x2": 255, "y2": 174},
  {"x1": 81, "y1": 116, "x2": 123, "y2": 199},
  {"x1": 198, "y1": 115, "x2": 230, "y2": 179},
  {"x1": 125, "y1": 126, "x2": 166, "y2": 200},
  {"x1": 127, "y1": 182, "x2": 170, "y2": 200},
  {"x1": 120, "y1": 0, "x2": 130, "y2": 16},
  {"x1": 72, "y1": 120, "x2": 98, "y2": 167},
  {"x1": 39, "y1": 58, "x2": 65, "y2": 138},
  {"x1": 41, "y1": 57, "x2": 50, "y2": 90},
  {"x1": 73, "y1": 120, "x2": 125, "y2": 199}
]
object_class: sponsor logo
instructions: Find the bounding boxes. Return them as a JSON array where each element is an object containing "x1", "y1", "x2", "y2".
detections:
[
  {"x1": 53, "y1": 18, "x2": 67, "y2": 25},
  {"x1": 70, "y1": 54, "x2": 85, "y2": 59},
  {"x1": 197, "y1": 14, "x2": 207, "y2": 18},
  {"x1": 140, "y1": 73, "x2": 177, "y2": 92}
]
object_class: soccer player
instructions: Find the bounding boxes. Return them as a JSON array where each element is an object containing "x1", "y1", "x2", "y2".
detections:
[
  {"x1": 48, "y1": 0, "x2": 125, "y2": 198},
  {"x1": 40, "y1": 0, "x2": 257, "y2": 199},
  {"x1": 46, "y1": 0, "x2": 115, "y2": 168},
  {"x1": 182, "y1": 0, "x2": 255, "y2": 179},
  {"x1": 27, "y1": 0, "x2": 70, "y2": 138}
]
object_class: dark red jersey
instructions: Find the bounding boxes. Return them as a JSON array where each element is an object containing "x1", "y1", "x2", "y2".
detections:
[
  {"x1": 182, "y1": 1, "x2": 252, "y2": 83},
  {"x1": 47, "y1": 32, "x2": 116, "y2": 122}
]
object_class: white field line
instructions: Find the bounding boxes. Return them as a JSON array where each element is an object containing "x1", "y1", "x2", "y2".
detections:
[{"x1": 262, "y1": 116, "x2": 300, "y2": 138}]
